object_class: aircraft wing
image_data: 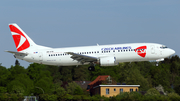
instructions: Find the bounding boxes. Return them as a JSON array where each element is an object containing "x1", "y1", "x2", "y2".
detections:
[
  {"x1": 66, "y1": 52, "x2": 98, "y2": 63},
  {"x1": 5, "y1": 50, "x2": 28, "y2": 56}
]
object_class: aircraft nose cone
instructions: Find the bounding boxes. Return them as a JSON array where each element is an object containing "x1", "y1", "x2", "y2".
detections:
[{"x1": 169, "y1": 49, "x2": 175, "y2": 55}]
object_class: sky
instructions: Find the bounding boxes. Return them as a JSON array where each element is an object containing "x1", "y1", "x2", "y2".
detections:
[{"x1": 1, "y1": 0, "x2": 180, "y2": 68}]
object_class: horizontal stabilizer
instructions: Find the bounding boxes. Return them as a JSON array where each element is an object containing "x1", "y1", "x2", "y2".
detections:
[{"x1": 5, "y1": 50, "x2": 28, "y2": 56}]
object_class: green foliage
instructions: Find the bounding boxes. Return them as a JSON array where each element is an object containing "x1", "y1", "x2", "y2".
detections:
[
  {"x1": 1, "y1": 55, "x2": 180, "y2": 100},
  {"x1": 0, "y1": 65, "x2": 10, "y2": 87},
  {"x1": 145, "y1": 88, "x2": 160, "y2": 96},
  {"x1": 0, "y1": 86, "x2": 7, "y2": 93},
  {"x1": 46, "y1": 65, "x2": 63, "y2": 82},
  {"x1": 167, "y1": 92, "x2": 180, "y2": 101},
  {"x1": 149, "y1": 64, "x2": 171, "y2": 91},
  {"x1": 73, "y1": 66, "x2": 90, "y2": 81},
  {"x1": 47, "y1": 94, "x2": 58, "y2": 101},
  {"x1": 7, "y1": 80, "x2": 25, "y2": 95},
  {"x1": 66, "y1": 81, "x2": 83, "y2": 95},
  {"x1": 62, "y1": 94, "x2": 74, "y2": 100},
  {"x1": 8, "y1": 65, "x2": 27, "y2": 78},
  {"x1": 10, "y1": 93, "x2": 18, "y2": 101},
  {"x1": 114, "y1": 92, "x2": 142, "y2": 101},
  {"x1": 174, "y1": 85, "x2": 180, "y2": 95},
  {"x1": 7, "y1": 73, "x2": 33, "y2": 95},
  {"x1": 59, "y1": 66, "x2": 73, "y2": 82},
  {"x1": 125, "y1": 67, "x2": 149, "y2": 91},
  {"x1": 34, "y1": 77, "x2": 53, "y2": 94},
  {"x1": 27, "y1": 63, "x2": 51, "y2": 82},
  {"x1": 0, "y1": 94, "x2": 23, "y2": 101},
  {"x1": 74, "y1": 86, "x2": 83, "y2": 95},
  {"x1": 0, "y1": 93, "x2": 8, "y2": 101},
  {"x1": 39, "y1": 94, "x2": 49, "y2": 101},
  {"x1": 54, "y1": 86, "x2": 66, "y2": 98}
]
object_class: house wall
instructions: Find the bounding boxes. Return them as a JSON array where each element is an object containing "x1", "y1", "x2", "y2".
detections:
[{"x1": 100, "y1": 86, "x2": 139, "y2": 97}]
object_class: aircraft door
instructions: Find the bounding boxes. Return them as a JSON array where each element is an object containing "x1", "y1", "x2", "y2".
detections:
[
  {"x1": 39, "y1": 52, "x2": 43, "y2": 61},
  {"x1": 151, "y1": 45, "x2": 155, "y2": 54}
]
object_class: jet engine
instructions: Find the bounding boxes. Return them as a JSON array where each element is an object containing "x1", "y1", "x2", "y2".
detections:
[{"x1": 100, "y1": 56, "x2": 117, "y2": 66}]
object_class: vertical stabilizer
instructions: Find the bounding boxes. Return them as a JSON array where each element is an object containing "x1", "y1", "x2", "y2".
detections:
[{"x1": 9, "y1": 23, "x2": 37, "y2": 52}]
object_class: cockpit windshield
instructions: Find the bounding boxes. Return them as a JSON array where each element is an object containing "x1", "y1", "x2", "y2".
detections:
[{"x1": 160, "y1": 45, "x2": 168, "y2": 49}]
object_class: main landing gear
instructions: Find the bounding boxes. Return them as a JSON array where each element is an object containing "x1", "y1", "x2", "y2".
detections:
[
  {"x1": 156, "y1": 62, "x2": 159, "y2": 66},
  {"x1": 88, "y1": 62, "x2": 95, "y2": 71},
  {"x1": 88, "y1": 66, "x2": 95, "y2": 71}
]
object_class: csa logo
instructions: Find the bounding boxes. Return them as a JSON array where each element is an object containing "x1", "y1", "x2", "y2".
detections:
[
  {"x1": 135, "y1": 46, "x2": 147, "y2": 58},
  {"x1": 9, "y1": 25, "x2": 30, "y2": 52}
]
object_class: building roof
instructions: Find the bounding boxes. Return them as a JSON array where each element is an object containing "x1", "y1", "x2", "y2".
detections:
[
  {"x1": 99, "y1": 85, "x2": 140, "y2": 87},
  {"x1": 88, "y1": 75, "x2": 110, "y2": 86},
  {"x1": 93, "y1": 85, "x2": 140, "y2": 89},
  {"x1": 74, "y1": 81, "x2": 92, "y2": 89}
]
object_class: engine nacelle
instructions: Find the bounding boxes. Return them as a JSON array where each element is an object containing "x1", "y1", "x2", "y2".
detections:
[{"x1": 100, "y1": 57, "x2": 117, "y2": 66}]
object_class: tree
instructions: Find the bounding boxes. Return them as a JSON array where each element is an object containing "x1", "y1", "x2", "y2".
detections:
[
  {"x1": 74, "y1": 86, "x2": 83, "y2": 95},
  {"x1": 66, "y1": 81, "x2": 83, "y2": 95},
  {"x1": 125, "y1": 67, "x2": 149, "y2": 91},
  {"x1": 34, "y1": 77, "x2": 53, "y2": 95},
  {"x1": 149, "y1": 64, "x2": 171, "y2": 92},
  {"x1": 0, "y1": 86, "x2": 7, "y2": 93},
  {"x1": 145, "y1": 88, "x2": 160, "y2": 96},
  {"x1": 15, "y1": 60, "x2": 20, "y2": 66},
  {"x1": 0, "y1": 65, "x2": 10, "y2": 86},
  {"x1": 7, "y1": 80, "x2": 25, "y2": 95},
  {"x1": 59, "y1": 66, "x2": 73, "y2": 82},
  {"x1": 7, "y1": 74, "x2": 33, "y2": 95},
  {"x1": 73, "y1": 66, "x2": 89, "y2": 81},
  {"x1": 8, "y1": 65, "x2": 27, "y2": 81},
  {"x1": 46, "y1": 65, "x2": 63, "y2": 83},
  {"x1": 27, "y1": 63, "x2": 47, "y2": 82}
]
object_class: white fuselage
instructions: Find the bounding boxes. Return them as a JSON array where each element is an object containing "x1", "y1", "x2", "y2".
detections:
[{"x1": 15, "y1": 43, "x2": 175, "y2": 66}]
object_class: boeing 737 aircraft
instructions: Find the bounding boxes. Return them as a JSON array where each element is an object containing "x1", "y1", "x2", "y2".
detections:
[{"x1": 6, "y1": 23, "x2": 175, "y2": 71}]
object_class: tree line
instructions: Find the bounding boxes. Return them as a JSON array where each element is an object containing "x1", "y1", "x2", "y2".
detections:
[{"x1": 0, "y1": 55, "x2": 180, "y2": 100}]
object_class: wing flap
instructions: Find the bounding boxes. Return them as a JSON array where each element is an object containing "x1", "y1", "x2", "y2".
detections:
[{"x1": 66, "y1": 52, "x2": 97, "y2": 63}]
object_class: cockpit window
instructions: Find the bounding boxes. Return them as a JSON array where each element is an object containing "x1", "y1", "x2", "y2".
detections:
[{"x1": 160, "y1": 45, "x2": 168, "y2": 49}]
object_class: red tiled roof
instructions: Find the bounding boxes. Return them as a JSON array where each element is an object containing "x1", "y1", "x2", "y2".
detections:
[{"x1": 88, "y1": 75, "x2": 110, "y2": 86}]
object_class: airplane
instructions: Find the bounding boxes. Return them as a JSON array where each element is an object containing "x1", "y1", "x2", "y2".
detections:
[{"x1": 6, "y1": 23, "x2": 175, "y2": 71}]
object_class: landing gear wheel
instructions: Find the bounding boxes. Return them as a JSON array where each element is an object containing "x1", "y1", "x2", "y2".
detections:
[
  {"x1": 88, "y1": 66, "x2": 95, "y2": 71},
  {"x1": 156, "y1": 63, "x2": 159, "y2": 66}
]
